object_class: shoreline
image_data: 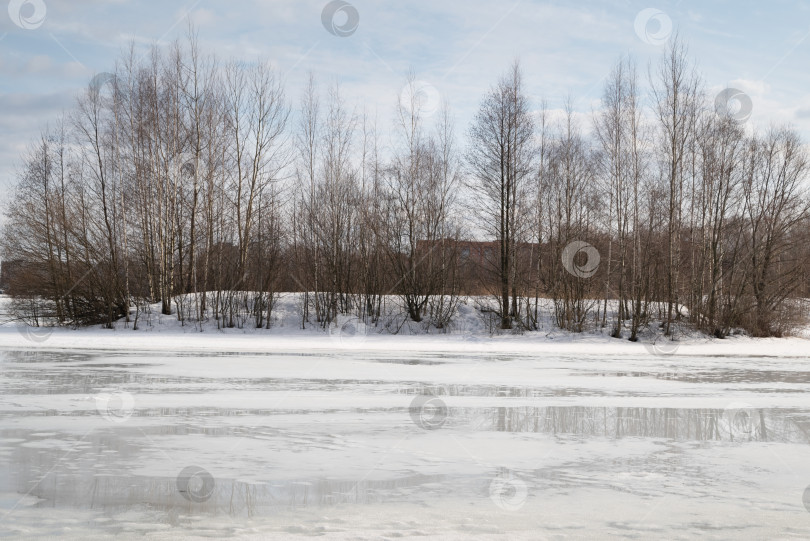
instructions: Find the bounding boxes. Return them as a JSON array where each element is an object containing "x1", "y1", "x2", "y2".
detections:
[{"x1": 1, "y1": 324, "x2": 808, "y2": 357}]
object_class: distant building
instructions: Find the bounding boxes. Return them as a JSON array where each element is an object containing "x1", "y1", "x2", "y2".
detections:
[
  {"x1": 414, "y1": 239, "x2": 542, "y2": 295},
  {"x1": 0, "y1": 259, "x2": 23, "y2": 292}
]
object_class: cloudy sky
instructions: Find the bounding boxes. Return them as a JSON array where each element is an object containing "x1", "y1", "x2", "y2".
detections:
[{"x1": 1, "y1": 0, "x2": 810, "y2": 202}]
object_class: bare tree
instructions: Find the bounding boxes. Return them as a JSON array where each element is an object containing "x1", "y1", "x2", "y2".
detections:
[
  {"x1": 650, "y1": 35, "x2": 703, "y2": 336},
  {"x1": 741, "y1": 127, "x2": 809, "y2": 335},
  {"x1": 386, "y1": 73, "x2": 461, "y2": 324},
  {"x1": 466, "y1": 61, "x2": 535, "y2": 329}
]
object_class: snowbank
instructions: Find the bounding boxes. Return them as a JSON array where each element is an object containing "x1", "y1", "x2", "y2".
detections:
[{"x1": 0, "y1": 293, "x2": 808, "y2": 357}]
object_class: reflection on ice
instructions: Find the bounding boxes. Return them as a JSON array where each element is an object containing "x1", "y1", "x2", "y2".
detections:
[
  {"x1": 15, "y1": 471, "x2": 450, "y2": 517},
  {"x1": 465, "y1": 405, "x2": 808, "y2": 442}
]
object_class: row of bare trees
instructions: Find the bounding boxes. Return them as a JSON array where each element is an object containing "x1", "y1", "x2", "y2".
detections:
[
  {"x1": 464, "y1": 40, "x2": 809, "y2": 337},
  {"x1": 2, "y1": 34, "x2": 809, "y2": 337}
]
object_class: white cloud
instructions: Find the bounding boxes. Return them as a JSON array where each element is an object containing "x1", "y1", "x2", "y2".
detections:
[{"x1": 24, "y1": 54, "x2": 52, "y2": 73}]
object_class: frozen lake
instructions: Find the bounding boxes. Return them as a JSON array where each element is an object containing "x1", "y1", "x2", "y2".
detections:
[{"x1": 2, "y1": 347, "x2": 810, "y2": 539}]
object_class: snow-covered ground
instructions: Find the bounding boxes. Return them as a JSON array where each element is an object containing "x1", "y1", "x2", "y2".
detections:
[
  {"x1": 1, "y1": 294, "x2": 810, "y2": 539},
  {"x1": 0, "y1": 293, "x2": 808, "y2": 357}
]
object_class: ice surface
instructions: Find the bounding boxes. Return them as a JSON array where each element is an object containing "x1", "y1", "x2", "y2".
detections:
[{"x1": 2, "y1": 347, "x2": 810, "y2": 539}]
